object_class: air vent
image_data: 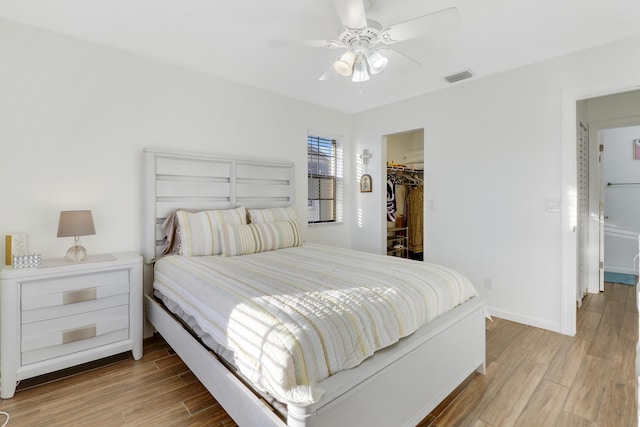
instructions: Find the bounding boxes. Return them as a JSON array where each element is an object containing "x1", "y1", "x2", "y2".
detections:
[{"x1": 444, "y1": 70, "x2": 473, "y2": 84}]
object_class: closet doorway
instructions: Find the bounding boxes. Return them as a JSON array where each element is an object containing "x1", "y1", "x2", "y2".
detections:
[{"x1": 385, "y1": 129, "x2": 424, "y2": 261}]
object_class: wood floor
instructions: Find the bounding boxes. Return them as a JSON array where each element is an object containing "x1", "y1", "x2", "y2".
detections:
[
  {"x1": 1, "y1": 282, "x2": 636, "y2": 426},
  {"x1": 420, "y1": 281, "x2": 638, "y2": 427}
]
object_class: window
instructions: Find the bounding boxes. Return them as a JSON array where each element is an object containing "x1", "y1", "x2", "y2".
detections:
[{"x1": 307, "y1": 134, "x2": 341, "y2": 224}]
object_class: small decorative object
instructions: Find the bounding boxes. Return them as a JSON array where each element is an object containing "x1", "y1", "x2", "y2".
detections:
[
  {"x1": 360, "y1": 174, "x2": 372, "y2": 192},
  {"x1": 12, "y1": 253, "x2": 41, "y2": 269},
  {"x1": 634, "y1": 139, "x2": 640, "y2": 160},
  {"x1": 359, "y1": 148, "x2": 373, "y2": 193},
  {"x1": 5, "y1": 233, "x2": 28, "y2": 266},
  {"x1": 57, "y1": 210, "x2": 96, "y2": 262}
]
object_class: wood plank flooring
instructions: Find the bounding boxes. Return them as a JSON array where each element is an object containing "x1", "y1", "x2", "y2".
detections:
[
  {"x1": 421, "y1": 281, "x2": 638, "y2": 427},
  {"x1": 1, "y1": 282, "x2": 636, "y2": 426}
]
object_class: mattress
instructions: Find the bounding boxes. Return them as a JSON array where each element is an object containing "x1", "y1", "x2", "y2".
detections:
[{"x1": 153, "y1": 243, "x2": 478, "y2": 406}]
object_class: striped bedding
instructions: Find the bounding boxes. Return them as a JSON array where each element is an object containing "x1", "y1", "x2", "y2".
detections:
[{"x1": 153, "y1": 243, "x2": 478, "y2": 406}]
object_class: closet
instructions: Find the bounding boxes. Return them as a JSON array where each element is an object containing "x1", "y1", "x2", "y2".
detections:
[{"x1": 386, "y1": 130, "x2": 424, "y2": 261}]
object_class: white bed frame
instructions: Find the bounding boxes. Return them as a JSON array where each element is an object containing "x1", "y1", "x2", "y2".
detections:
[{"x1": 142, "y1": 148, "x2": 486, "y2": 427}]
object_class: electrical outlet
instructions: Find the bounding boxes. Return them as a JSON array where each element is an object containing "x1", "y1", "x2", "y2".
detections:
[{"x1": 484, "y1": 277, "x2": 493, "y2": 290}]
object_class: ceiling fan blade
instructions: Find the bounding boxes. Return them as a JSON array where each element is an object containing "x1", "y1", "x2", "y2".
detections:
[
  {"x1": 319, "y1": 61, "x2": 338, "y2": 81},
  {"x1": 380, "y1": 48, "x2": 421, "y2": 73},
  {"x1": 268, "y1": 39, "x2": 344, "y2": 48},
  {"x1": 382, "y1": 7, "x2": 459, "y2": 43},
  {"x1": 333, "y1": 0, "x2": 367, "y2": 29}
]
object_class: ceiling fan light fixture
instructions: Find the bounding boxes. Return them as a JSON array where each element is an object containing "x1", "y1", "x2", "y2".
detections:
[
  {"x1": 352, "y1": 55, "x2": 370, "y2": 82},
  {"x1": 334, "y1": 50, "x2": 356, "y2": 76},
  {"x1": 366, "y1": 50, "x2": 388, "y2": 75}
]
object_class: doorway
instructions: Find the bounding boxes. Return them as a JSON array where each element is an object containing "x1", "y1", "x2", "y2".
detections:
[
  {"x1": 385, "y1": 129, "x2": 424, "y2": 261},
  {"x1": 576, "y1": 92, "x2": 640, "y2": 306},
  {"x1": 600, "y1": 126, "x2": 640, "y2": 272},
  {"x1": 596, "y1": 125, "x2": 640, "y2": 286}
]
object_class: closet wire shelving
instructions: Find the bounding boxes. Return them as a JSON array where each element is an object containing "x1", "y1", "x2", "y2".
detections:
[
  {"x1": 387, "y1": 226, "x2": 408, "y2": 258},
  {"x1": 387, "y1": 165, "x2": 423, "y2": 259}
]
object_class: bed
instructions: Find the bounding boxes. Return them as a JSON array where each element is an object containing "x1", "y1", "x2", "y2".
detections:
[{"x1": 142, "y1": 149, "x2": 486, "y2": 426}]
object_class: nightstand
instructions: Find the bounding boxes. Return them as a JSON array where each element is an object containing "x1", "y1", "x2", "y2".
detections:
[{"x1": 0, "y1": 252, "x2": 143, "y2": 398}]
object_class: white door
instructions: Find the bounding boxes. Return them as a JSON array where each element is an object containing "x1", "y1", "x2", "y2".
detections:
[
  {"x1": 598, "y1": 143, "x2": 605, "y2": 292},
  {"x1": 576, "y1": 122, "x2": 590, "y2": 303}
]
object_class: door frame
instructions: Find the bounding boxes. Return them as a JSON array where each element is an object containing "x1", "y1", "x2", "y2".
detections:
[
  {"x1": 561, "y1": 78, "x2": 640, "y2": 336},
  {"x1": 382, "y1": 128, "x2": 425, "y2": 258}
]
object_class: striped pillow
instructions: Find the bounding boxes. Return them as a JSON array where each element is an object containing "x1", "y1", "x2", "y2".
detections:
[
  {"x1": 221, "y1": 220, "x2": 302, "y2": 257},
  {"x1": 176, "y1": 207, "x2": 247, "y2": 256},
  {"x1": 248, "y1": 206, "x2": 299, "y2": 224}
]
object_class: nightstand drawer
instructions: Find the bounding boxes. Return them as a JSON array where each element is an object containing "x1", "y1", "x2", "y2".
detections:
[
  {"x1": 21, "y1": 305, "x2": 130, "y2": 364},
  {"x1": 21, "y1": 269, "x2": 130, "y2": 320},
  {"x1": 22, "y1": 293, "x2": 130, "y2": 324},
  {"x1": 21, "y1": 269, "x2": 129, "y2": 308}
]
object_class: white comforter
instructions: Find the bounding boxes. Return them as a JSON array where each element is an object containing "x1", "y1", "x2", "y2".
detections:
[{"x1": 153, "y1": 243, "x2": 477, "y2": 406}]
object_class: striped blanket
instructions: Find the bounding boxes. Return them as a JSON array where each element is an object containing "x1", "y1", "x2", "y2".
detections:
[{"x1": 153, "y1": 243, "x2": 477, "y2": 405}]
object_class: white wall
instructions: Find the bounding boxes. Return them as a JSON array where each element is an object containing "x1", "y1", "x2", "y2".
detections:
[
  {"x1": 602, "y1": 126, "x2": 640, "y2": 274},
  {"x1": 386, "y1": 130, "x2": 424, "y2": 167},
  {"x1": 0, "y1": 19, "x2": 352, "y2": 262},
  {"x1": 586, "y1": 89, "x2": 640, "y2": 122},
  {"x1": 352, "y1": 35, "x2": 640, "y2": 332},
  {"x1": 5, "y1": 16, "x2": 640, "y2": 334}
]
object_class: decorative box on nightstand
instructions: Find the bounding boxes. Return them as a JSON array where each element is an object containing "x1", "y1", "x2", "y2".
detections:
[{"x1": 0, "y1": 252, "x2": 143, "y2": 398}]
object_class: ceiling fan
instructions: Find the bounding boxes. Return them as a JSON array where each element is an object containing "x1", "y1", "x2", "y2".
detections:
[{"x1": 268, "y1": 0, "x2": 460, "y2": 82}]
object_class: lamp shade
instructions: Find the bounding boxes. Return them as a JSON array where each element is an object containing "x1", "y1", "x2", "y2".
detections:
[
  {"x1": 57, "y1": 210, "x2": 96, "y2": 238},
  {"x1": 366, "y1": 50, "x2": 388, "y2": 75},
  {"x1": 334, "y1": 50, "x2": 356, "y2": 76},
  {"x1": 352, "y1": 55, "x2": 370, "y2": 82}
]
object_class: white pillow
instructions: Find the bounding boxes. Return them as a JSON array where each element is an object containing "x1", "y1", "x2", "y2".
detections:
[
  {"x1": 248, "y1": 206, "x2": 299, "y2": 224},
  {"x1": 175, "y1": 207, "x2": 247, "y2": 256},
  {"x1": 220, "y1": 220, "x2": 302, "y2": 257}
]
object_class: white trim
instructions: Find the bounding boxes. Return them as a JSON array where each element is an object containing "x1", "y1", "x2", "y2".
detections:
[
  {"x1": 561, "y1": 89, "x2": 578, "y2": 336},
  {"x1": 487, "y1": 306, "x2": 560, "y2": 333}
]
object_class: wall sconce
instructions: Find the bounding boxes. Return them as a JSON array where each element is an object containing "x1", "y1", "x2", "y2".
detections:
[{"x1": 57, "y1": 210, "x2": 96, "y2": 262}]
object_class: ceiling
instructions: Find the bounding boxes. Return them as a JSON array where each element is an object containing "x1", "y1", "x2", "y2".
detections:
[{"x1": 2, "y1": 0, "x2": 640, "y2": 113}]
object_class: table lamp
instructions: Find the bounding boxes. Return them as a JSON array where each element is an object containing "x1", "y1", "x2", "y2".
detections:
[{"x1": 57, "y1": 210, "x2": 96, "y2": 262}]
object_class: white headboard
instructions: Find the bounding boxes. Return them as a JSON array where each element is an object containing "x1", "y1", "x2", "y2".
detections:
[{"x1": 142, "y1": 149, "x2": 295, "y2": 264}]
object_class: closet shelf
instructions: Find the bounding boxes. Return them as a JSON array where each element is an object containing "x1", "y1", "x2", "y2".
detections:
[
  {"x1": 387, "y1": 227, "x2": 408, "y2": 258},
  {"x1": 387, "y1": 165, "x2": 423, "y2": 172}
]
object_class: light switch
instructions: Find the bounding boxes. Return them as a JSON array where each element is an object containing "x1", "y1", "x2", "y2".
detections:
[{"x1": 545, "y1": 198, "x2": 561, "y2": 213}]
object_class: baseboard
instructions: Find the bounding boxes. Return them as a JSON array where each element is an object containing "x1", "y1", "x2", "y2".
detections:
[
  {"x1": 486, "y1": 306, "x2": 561, "y2": 334},
  {"x1": 604, "y1": 266, "x2": 637, "y2": 275}
]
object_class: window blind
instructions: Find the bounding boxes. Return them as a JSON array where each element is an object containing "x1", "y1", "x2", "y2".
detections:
[{"x1": 307, "y1": 135, "x2": 337, "y2": 223}]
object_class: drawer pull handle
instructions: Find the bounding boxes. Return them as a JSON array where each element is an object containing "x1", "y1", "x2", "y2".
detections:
[
  {"x1": 63, "y1": 288, "x2": 97, "y2": 304},
  {"x1": 63, "y1": 325, "x2": 96, "y2": 344}
]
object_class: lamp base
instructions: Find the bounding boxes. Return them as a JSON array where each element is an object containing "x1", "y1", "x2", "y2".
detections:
[{"x1": 65, "y1": 245, "x2": 88, "y2": 262}]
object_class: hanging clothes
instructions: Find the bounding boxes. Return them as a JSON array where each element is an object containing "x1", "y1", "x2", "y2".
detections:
[
  {"x1": 387, "y1": 178, "x2": 396, "y2": 222},
  {"x1": 394, "y1": 184, "x2": 407, "y2": 226},
  {"x1": 407, "y1": 186, "x2": 424, "y2": 253}
]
